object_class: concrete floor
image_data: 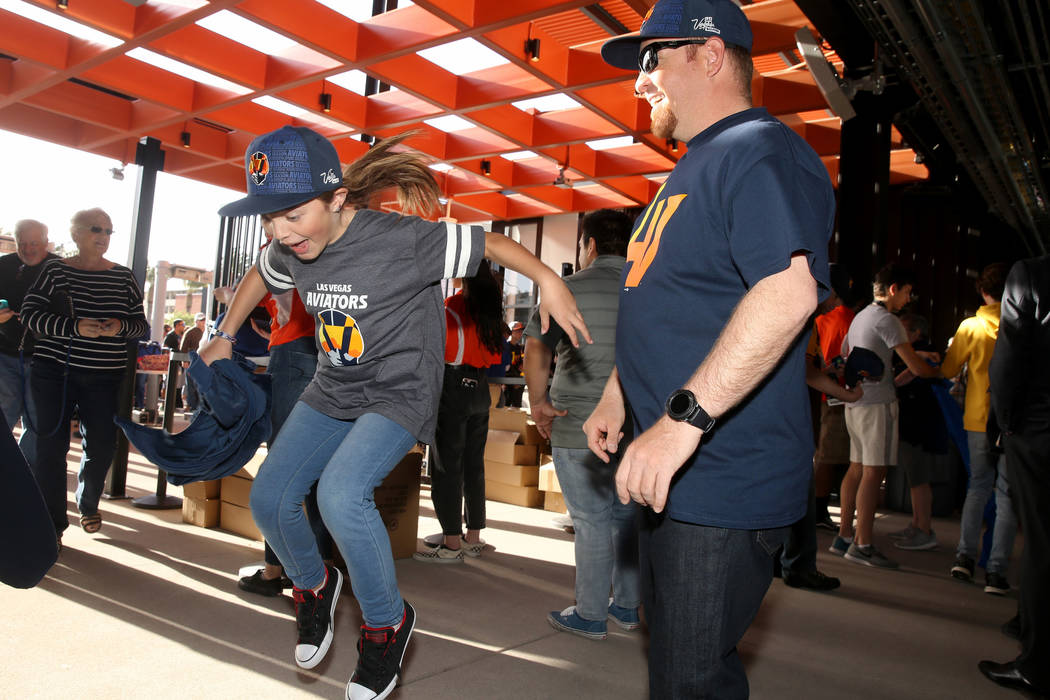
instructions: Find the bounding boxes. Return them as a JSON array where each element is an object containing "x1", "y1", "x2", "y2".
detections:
[{"x1": 1, "y1": 436, "x2": 1027, "y2": 699}]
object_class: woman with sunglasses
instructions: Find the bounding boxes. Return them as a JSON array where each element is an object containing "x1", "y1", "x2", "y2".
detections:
[{"x1": 21, "y1": 208, "x2": 148, "y2": 543}]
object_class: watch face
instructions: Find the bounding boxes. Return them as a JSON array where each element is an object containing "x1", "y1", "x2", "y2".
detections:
[{"x1": 668, "y1": 390, "x2": 694, "y2": 419}]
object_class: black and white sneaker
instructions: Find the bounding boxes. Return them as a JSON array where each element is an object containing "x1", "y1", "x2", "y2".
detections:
[
  {"x1": 346, "y1": 601, "x2": 416, "y2": 700},
  {"x1": 292, "y1": 564, "x2": 343, "y2": 669}
]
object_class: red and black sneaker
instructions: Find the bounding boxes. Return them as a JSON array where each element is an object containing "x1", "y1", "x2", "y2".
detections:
[
  {"x1": 346, "y1": 601, "x2": 416, "y2": 700},
  {"x1": 292, "y1": 564, "x2": 343, "y2": 669}
]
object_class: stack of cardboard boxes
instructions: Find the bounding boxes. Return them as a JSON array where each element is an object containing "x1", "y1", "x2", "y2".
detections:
[
  {"x1": 179, "y1": 448, "x2": 424, "y2": 559},
  {"x1": 484, "y1": 407, "x2": 546, "y2": 508},
  {"x1": 538, "y1": 457, "x2": 567, "y2": 513}
]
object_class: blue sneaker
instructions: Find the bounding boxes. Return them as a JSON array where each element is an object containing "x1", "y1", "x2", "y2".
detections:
[
  {"x1": 607, "y1": 600, "x2": 641, "y2": 631},
  {"x1": 547, "y1": 606, "x2": 607, "y2": 640},
  {"x1": 828, "y1": 535, "x2": 852, "y2": 556}
]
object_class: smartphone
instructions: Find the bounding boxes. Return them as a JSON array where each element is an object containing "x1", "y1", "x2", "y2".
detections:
[{"x1": 0, "y1": 299, "x2": 8, "y2": 310}]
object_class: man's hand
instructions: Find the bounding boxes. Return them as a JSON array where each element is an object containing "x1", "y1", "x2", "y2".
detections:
[
  {"x1": 197, "y1": 336, "x2": 232, "y2": 366},
  {"x1": 583, "y1": 392, "x2": 625, "y2": 463},
  {"x1": 615, "y1": 416, "x2": 702, "y2": 512},
  {"x1": 77, "y1": 318, "x2": 103, "y2": 338},
  {"x1": 529, "y1": 398, "x2": 567, "y2": 440},
  {"x1": 0, "y1": 308, "x2": 15, "y2": 324}
]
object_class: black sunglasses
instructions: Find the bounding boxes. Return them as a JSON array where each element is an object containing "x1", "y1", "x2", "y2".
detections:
[
  {"x1": 83, "y1": 225, "x2": 114, "y2": 235},
  {"x1": 638, "y1": 39, "x2": 708, "y2": 74}
]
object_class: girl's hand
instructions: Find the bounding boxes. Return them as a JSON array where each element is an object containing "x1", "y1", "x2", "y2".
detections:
[
  {"x1": 537, "y1": 277, "x2": 591, "y2": 348},
  {"x1": 197, "y1": 336, "x2": 233, "y2": 366}
]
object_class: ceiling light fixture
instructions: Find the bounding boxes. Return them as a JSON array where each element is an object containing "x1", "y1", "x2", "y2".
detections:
[
  {"x1": 180, "y1": 129, "x2": 191, "y2": 148},
  {"x1": 667, "y1": 138, "x2": 678, "y2": 153},
  {"x1": 553, "y1": 166, "x2": 570, "y2": 188},
  {"x1": 320, "y1": 79, "x2": 332, "y2": 113},
  {"x1": 525, "y1": 38, "x2": 541, "y2": 63},
  {"x1": 480, "y1": 159, "x2": 491, "y2": 176},
  {"x1": 57, "y1": 0, "x2": 69, "y2": 9}
]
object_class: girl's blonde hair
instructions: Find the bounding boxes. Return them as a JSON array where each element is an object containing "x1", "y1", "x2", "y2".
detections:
[{"x1": 337, "y1": 131, "x2": 441, "y2": 217}]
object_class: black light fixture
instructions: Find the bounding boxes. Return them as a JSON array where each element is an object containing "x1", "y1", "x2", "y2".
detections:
[
  {"x1": 319, "y1": 79, "x2": 332, "y2": 113},
  {"x1": 525, "y1": 38, "x2": 541, "y2": 63},
  {"x1": 57, "y1": 0, "x2": 69, "y2": 9},
  {"x1": 667, "y1": 138, "x2": 678, "y2": 153},
  {"x1": 180, "y1": 129, "x2": 191, "y2": 148},
  {"x1": 480, "y1": 159, "x2": 491, "y2": 176}
]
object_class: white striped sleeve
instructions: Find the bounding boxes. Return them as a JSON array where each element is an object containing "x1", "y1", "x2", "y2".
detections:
[
  {"x1": 441, "y1": 222, "x2": 482, "y2": 279},
  {"x1": 258, "y1": 246, "x2": 296, "y2": 291}
]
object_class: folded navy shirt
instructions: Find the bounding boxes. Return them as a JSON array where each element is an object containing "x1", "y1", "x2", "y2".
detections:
[{"x1": 117, "y1": 352, "x2": 271, "y2": 485}]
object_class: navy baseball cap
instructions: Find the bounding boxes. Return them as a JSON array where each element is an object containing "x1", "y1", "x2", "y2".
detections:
[
  {"x1": 218, "y1": 126, "x2": 343, "y2": 217},
  {"x1": 601, "y1": 0, "x2": 753, "y2": 71}
]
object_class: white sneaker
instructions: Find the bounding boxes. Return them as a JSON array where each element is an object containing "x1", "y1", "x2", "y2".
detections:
[{"x1": 412, "y1": 545, "x2": 464, "y2": 564}]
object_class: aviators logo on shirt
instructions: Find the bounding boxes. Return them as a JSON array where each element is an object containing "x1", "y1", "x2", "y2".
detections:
[{"x1": 317, "y1": 309, "x2": 365, "y2": 366}]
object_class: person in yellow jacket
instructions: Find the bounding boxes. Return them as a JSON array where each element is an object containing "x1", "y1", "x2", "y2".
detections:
[{"x1": 941, "y1": 263, "x2": 1016, "y2": 594}]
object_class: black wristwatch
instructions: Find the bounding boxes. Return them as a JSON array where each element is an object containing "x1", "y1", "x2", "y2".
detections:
[{"x1": 665, "y1": 389, "x2": 716, "y2": 432}]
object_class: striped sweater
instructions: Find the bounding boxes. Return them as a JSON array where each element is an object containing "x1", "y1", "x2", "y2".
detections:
[{"x1": 21, "y1": 259, "x2": 148, "y2": 372}]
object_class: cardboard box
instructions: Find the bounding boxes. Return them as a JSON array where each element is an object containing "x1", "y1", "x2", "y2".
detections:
[
  {"x1": 485, "y1": 459, "x2": 539, "y2": 487},
  {"x1": 182, "y1": 496, "x2": 220, "y2": 527},
  {"x1": 538, "y1": 462, "x2": 561, "y2": 493},
  {"x1": 544, "y1": 491, "x2": 568, "y2": 513},
  {"x1": 221, "y1": 475, "x2": 253, "y2": 508},
  {"x1": 221, "y1": 501, "x2": 263, "y2": 541},
  {"x1": 485, "y1": 480, "x2": 544, "y2": 508},
  {"x1": 375, "y1": 451, "x2": 423, "y2": 560},
  {"x1": 488, "y1": 407, "x2": 545, "y2": 445},
  {"x1": 231, "y1": 447, "x2": 268, "y2": 480},
  {"x1": 484, "y1": 429, "x2": 539, "y2": 466},
  {"x1": 181, "y1": 479, "x2": 220, "y2": 500}
]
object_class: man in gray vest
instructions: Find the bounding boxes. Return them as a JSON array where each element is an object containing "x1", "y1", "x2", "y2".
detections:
[{"x1": 524, "y1": 209, "x2": 639, "y2": 640}]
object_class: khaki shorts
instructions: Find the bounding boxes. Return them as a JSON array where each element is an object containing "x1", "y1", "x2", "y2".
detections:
[
  {"x1": 814, "y1": 402, "x2": 850, "y2": 465},
  {"x1": 844, "y1": 401, "x2": 899, "y2": 467}
]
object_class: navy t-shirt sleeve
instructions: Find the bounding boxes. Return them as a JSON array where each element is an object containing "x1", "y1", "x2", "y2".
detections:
[
  {"x1": 726, "y1": 154, "x2": 832, "y2": 297},
  {"x1": 258, "y1": 245, "x2": 296, "y2": 293},
  {"x1": 414, "y1": 220, "x2": 486, "y2": 282}
]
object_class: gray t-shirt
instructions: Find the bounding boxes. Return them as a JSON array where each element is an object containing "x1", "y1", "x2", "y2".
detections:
[
  {"x1": 258, "y1": 208, "x2": 485, "y2": 443},
  {"x1": 842, "y1": 302, "x2": 908, "y2": 405},
  {"x1": 525, "y1": 255, "x2": 625, "y2": 449}
]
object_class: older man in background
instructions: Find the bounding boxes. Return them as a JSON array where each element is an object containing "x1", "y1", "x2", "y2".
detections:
[{"x1": 0, "y1": 219, "x2": 56, "y2": 464}]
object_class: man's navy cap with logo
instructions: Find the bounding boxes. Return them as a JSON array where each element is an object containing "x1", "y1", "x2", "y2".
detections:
[
  {"x1": 601, "y1": 0, "x2": 753, "y2": 71},
  {"x1": 218, "y1": 125, "x2": 343, "y2": 218}
]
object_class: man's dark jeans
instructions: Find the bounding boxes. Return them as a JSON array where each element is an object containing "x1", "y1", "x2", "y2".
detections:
[
  {"x1": 640, "y1": 510, "x2": 788, "y2": 699},
  {"x1": 431, "y1": 364, "x2": 491, "y2": 535},
  {"x1": 30, "y1": 359, "x2": 123, "y2": 533}
]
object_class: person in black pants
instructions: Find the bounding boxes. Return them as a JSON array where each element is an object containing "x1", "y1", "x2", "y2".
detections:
[
  {"x1": 981, "y1": 255, "x2": 1050, "y2": 697},
  {"x1": 415, "y1": 262, "x2": 505, "y2": 563}
]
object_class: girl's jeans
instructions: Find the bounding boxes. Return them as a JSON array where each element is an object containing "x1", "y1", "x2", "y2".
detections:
[{"x1": 250, "y1": 401, "x2": 415, "y2": 627}]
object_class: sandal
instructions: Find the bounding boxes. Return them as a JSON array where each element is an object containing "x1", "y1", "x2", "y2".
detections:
[{"x1": 80, "y1": 513, "x2": 102, "y2": 534}]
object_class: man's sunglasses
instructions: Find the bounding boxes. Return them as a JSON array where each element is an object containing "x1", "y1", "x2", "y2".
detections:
[
  {"x1": 638, "y1": 39, "x2": 709, "y2": 74},
  {"x1": 82, "y1": 225, "x2": 114, "y2": 235}
]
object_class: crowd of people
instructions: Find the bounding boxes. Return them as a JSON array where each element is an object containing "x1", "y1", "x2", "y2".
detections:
[{"x1": 3, "y1": 0, "x2": 1048, "y2": 697}]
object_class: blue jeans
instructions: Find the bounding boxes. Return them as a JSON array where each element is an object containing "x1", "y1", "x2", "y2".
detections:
[
  {"x1": 957, "y1": 430, "x2": 1017, "y2": 574},
  {"x1": 553, "y1": 446, "x2": 639, "y2": 620},
  {"x1": 640, "y1": 510, "x2": 788, "y2": 699},
  {"x1": 250, "y1": 401, "x2": 416, "y2": 628},
  {"x1": 30, "y1": 359, "x2": 123, "y2": 532},
  {"x1": 262, "y1": 337, "x2": 331, "y2": 566},
  {"x1": 0, "y1": 352, "x2": 38, "y2": 467}
]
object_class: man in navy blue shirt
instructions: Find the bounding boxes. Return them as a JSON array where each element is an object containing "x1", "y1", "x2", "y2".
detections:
[{"x1": 589, "y1": 1, "x2": 834, "y2": 696}]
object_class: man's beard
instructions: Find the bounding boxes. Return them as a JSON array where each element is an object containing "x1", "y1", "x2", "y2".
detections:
[{"x1": 650, "y1": 101, "x2": 677, "y2": 140}]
